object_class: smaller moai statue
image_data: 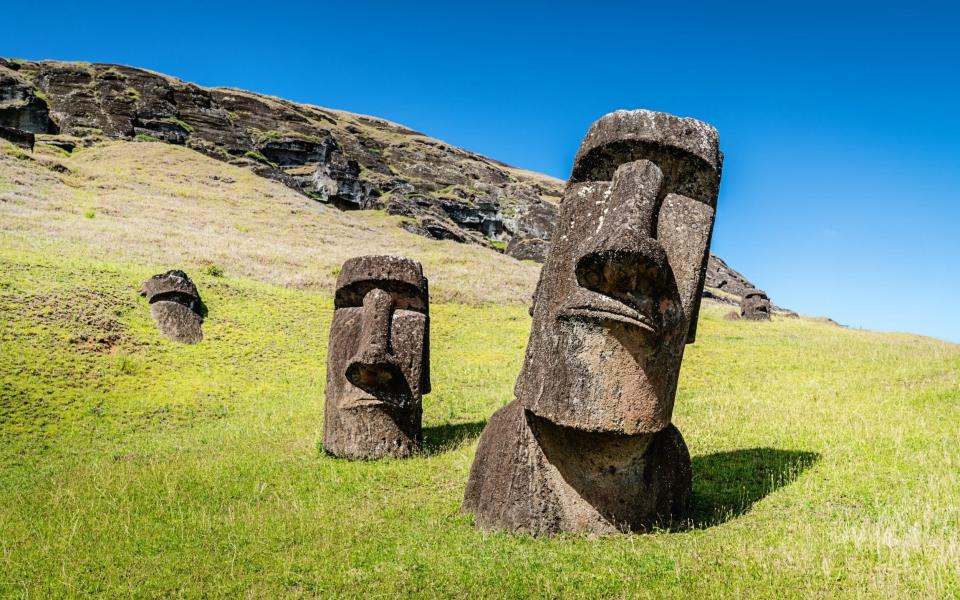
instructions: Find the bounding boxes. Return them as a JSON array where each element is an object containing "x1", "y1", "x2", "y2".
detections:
[
  {"x1": 740, "y1": 289, "x2": 771, "y2": 321},
  {"x1": 323, "y1": 256, "x2": 430, "y2": 459},
  {"x1": 139, "y1": 270, "x2": 204, "y2": 344}
]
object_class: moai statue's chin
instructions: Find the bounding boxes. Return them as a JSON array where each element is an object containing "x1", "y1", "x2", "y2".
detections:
[
  {"x1": 741, "y1": 289, "x2": 772, "y2": 321},
  {"x1": 323, "y1": 256, "x2": 430, "y2": 459},
  {"x1": 463, "y1": 109, "x2": 723, "y2": 534}
]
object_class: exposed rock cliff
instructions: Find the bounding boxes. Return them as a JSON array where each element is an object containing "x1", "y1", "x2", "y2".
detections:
[
  {"x1": 0, "y1": 58, "x2": 560, "y2": 260},
  {"x1": 0, "y1": 57, "x2": 774, "y2": 306}
]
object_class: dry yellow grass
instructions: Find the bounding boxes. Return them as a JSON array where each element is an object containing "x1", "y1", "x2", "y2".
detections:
[{"x1": 0, "y1": 139, "x2": 540, "y2": 305}]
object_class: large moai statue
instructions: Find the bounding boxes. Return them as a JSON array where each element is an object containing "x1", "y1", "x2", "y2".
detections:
[
  {"x1": 740, "y1": 289, "x2": 772, "y2": 321},
  {"x1": 463, "y1": 110, "x2": 722, "y2": 534},
  {"x1": 323, "y1": 256, "x2": 430, "y2": 459}
]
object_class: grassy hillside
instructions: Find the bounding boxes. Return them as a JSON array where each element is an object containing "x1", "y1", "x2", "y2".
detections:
[
  {"x1": 0, "y1": 139, "x2": 539, "y2": 305},
  {"x1": 1, "y1": 140, "x2": 959, "y2": 598}
]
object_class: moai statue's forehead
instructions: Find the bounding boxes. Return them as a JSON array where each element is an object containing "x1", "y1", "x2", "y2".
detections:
[
  {"x1": 571, "y1": 109, "x2": 722, "y2": 202},
  {"x1": 335, "y1": 255, "x2": 428, "y2": 311},
  {"x1": 139, "y1": 269, "x2": 200, "y2": 301},
  {"x1": 744, "y1": 289, "x2": 769, "y2": 300}
]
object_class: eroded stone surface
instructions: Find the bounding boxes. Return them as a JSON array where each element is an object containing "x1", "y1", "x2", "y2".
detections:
[
  {"x1": 740, "y1": 289, "x2": 772, "y2": 321},
  {"x1": 463, "y1": 109, "x2": 722, "y2": 534},
  {"x1": 323, "y1": 256, "x2": 430, "y2": 459},
  {"x1": 139, "y1": 270, "x2": 203, "y2": 344}
]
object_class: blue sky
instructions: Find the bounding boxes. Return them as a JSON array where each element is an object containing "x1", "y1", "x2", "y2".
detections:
[{"x1": 4, "y1": 1, "x2": 959, "y2": 341}]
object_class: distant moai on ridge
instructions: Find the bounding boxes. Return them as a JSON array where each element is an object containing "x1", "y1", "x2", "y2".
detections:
[
  {"x1": 740, "y1": 289, "x2": 772, "y2": 321},
  {"x1": 139, "y1": 270, "x2": 205, "y2": 344},
  {"x1": 462, "y1": 109, "x2": 723, "y2": 534},
  {"x1": 323, "y1": 255, "x2": 430, "y2": 459}
]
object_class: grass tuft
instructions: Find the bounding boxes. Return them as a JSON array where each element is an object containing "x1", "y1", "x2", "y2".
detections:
[{"x1": 202, "y1": 264, "x2": 225, "y2": 277}]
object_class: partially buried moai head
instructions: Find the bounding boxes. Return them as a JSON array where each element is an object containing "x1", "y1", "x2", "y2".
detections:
[
  {"x1": 139, "y1": 270, "x2": 204, "y2": 344},
  {"x1": 516, "y1": 110, "x2": 722, "y2": 435},
  {"x1": 323, "y1": 255, "x2": 430, "y2": 459},
  {"x1": 740, "y1": 289, "x2": 771, "y2": 321}
]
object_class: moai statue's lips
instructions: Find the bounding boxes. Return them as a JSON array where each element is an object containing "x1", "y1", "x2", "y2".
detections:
[
  {"x1": 557, "y1": 288, "x2": 658, "y2": 336},
  {"x1": 558, "y1": 305, "x2": 656, "y2": 335},
  {"x1": 339, "y1": 395, "x2": 396, "y2": 410}
]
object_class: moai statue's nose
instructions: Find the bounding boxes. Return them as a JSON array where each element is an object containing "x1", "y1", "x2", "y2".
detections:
[
  {"x1": 575, "y1": 159, "x2": 671, "y2": 301},
  {"x1": 346, "y1": 288, "x2": 405, "y2": 395}
]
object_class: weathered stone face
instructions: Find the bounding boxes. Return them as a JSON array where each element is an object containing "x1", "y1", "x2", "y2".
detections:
[
  {"x1": 741, "y1": 289, "x2": 772, "y2": 321},
  {"x1": 516, "y1": 110, "x2": 721, "y2": 435},
  {"x1": 463, "y1": 110, "x2": 722, "y2": 534},
  {"x1": 139, "y1": 270, "x2": 204, "y2": 344},
  {"x1": 323, "y1": 256, "x2": 430, "y2": 459}
]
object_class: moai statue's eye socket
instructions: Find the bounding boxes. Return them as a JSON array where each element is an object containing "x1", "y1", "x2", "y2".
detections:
[{"x1": 570, "y1": 143, "x2": 720, "y2": 208}]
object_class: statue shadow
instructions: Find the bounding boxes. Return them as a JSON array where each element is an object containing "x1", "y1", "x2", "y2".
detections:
[
  {"x1": 679, "y1": 447, "x2": 819, "y2": 530},
  {"x1": 421, "y1": 420, "x2": 487, "y2": 456},
  {"x1": 196, "y1": 298, "x2": 209, "y2": 318}
]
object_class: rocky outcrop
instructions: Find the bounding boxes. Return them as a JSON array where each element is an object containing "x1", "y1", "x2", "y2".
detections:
[
  {"x1": 703, "y1": 255, "x2": 785, "y2": 312},
  {"x1": 704, "y1": 254, "x2": 755, "y2": 298},
  {"x1": 0, "y1": 58, "x2": 778, "y2": 308},
  {"x1": 0, "y1": 61, "x2": 50, "y2": 133},
  {"x1": 0, "y1": 126, "x2": 34, "y2": 150},
  {"x1": 0, "y1": 58, "x2": 562, "y2": 259}
]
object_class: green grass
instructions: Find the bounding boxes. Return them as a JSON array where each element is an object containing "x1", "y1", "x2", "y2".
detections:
[
  {"x1": 1, "y1": 245, "x2": 958, "y2": 598},
  {"x1": 202, "y1": 264, "x2": 225, "y2": 278},
  {"x1": 134, "y1": 133, "x2": 162, "y2": 143}
]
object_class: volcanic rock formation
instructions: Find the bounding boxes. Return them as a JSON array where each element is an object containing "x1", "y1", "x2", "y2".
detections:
[{"x1": 0, "y1": 58, "x2": 561, "y2": 260}]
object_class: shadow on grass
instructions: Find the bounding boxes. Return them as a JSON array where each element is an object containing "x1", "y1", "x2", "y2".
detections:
[
  {"x1": 684, "y1": 447, "x2": 819, "y2": 529},
  {"x1": 421, "y1": 420, "x2": 486, "y2": 456}
]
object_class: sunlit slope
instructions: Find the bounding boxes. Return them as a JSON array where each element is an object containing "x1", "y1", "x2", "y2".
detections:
[
  {"x1": 1, "y1": 138, "x2": 959, "y2": 597},
  {"x1": 0, "y1": 139, "x2": 539, "y2": 305}
]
